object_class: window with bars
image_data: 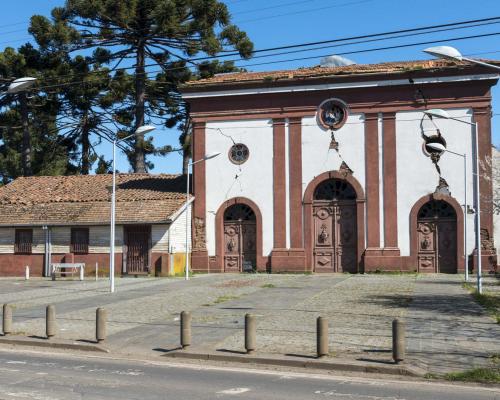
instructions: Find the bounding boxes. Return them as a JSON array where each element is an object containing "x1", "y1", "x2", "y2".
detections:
[
  {"x1": 15, "y1": 229, "x2": 33, "y2": 254},
  {"x1": 71, "y1": 228, "x2": 89, "y2": 254}
]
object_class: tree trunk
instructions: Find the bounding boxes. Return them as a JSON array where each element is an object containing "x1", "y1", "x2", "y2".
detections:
[
  {"x1": 81, "y1": 114, "x2": 91, "y2": 175},
  {"x1": 134, "y1": 40, "x2": 147, "y2": 173},
  {"x1": 19, "y1": 92, "x2": 32, "y2": 176}
]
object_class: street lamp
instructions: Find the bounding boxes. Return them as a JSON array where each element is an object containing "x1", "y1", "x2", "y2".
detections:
[
  {"x1": 184, "y1": 152, "x2": 221, "y2": 281},
  {"x1": 423, "y1": 109, "x2": 483, "y2": 293},
  {"x1": 423, "y1": 46, "x2": 500, "y2": 71},
  {"x1": 425, "y1": 141, "x2": 468, "y2": 282},
  {"x1": 7, "y1": 77, "x2": 37, "y2": 176},
  {"x1": 109, "y1": 125, "x2": 156, "y2": 293}
]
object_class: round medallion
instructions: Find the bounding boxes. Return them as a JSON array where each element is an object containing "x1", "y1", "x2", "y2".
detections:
[
  {"x1": 317, "y1": 98, "x2": 349, "y2": 130},
  {"x1": 228, "y1": 143, "x2": 250, "y2": 165}
]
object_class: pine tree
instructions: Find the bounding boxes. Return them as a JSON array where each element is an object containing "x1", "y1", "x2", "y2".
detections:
[{"x1": 30, "y1": 0, "x2": 253, "y2": 173}]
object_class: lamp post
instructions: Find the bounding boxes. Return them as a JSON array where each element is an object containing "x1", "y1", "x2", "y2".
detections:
[
  {"x1": 425, "y1": 141, "x2": 468, "y2": 282},
  {"x1": 7, "y1": 77, "x2": 37, "y2": 176},
  {"x1": 108, "y1": 125, "x2": 156, "y2": 293},
  {"x1": 184, "y1": 152, "x2": 221, "y2": 281},
  {"x1": 423, "y1": 109, "x2": 482, "y2": 293},
  {"x1": 423, "y1": 46, "x2": 500, "y2": 71}
]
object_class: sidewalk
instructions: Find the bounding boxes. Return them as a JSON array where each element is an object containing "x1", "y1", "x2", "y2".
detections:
[{"x1": 1, "y1": 274, "x2": 499, "y2": 375}]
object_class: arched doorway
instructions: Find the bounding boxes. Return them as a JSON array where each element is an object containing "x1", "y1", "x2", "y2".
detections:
[
  {"x1": 416, "y1": 200, "x2": 457, "y2": 273},
  {"x1": 223, "y1": 204, "x2": 257, "y2": 272},
  {"x1": 312, "y1": 179, "x2": 358, "y2": 272}
]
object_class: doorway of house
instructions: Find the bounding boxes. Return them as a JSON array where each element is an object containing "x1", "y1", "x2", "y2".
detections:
[
  {"x1": 312, "y1": 178, "x2": 358, "y2": 273},
  {"x1": 124, "y1": 225, "x2": 151, "y2": 274},
  {"x1": 416, "y1": 200, "x2": 457, "y2": 273},
  {"x1": 223, "y1": 204, "x2": 257, "y2": 272}
]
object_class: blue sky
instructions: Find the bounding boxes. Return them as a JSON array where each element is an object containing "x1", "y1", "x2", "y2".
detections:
[{"x1": 1, "y1": 0, "x2": 499, "y2": 173}]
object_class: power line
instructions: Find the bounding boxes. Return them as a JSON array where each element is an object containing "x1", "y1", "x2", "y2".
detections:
[{"x1": 22, "y1": 16, "x2": 500, "y2": 90}]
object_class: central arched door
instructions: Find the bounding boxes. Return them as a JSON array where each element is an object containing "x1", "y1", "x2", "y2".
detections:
[
  {"x1": 416, "y1": 200, "x2": 457, "y2": 273},
  {"x1": 312, "y1": 179, "x2": 357, "y2": 272},
  {"x1": 223, "y1": 204, "x2": 257, "y2": 272}
]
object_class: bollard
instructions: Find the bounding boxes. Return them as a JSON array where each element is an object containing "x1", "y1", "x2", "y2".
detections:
[
  {"x1": 316, "y1": 316, "x2": 329, "y2": 358},
  {"x1": 95, "y1": 262, "x2": 98, "y2": 281},
  {"x1": 2, "y1": 304, "x2": 12, "y2": 336},
  {"x1": 80, "y1": 266, "x2": 84, "y2": 281},
  {"x1": 46, "y1": 305, "x2": 56, "y2": 339},
  {"x1": 180, "y1": 311, "x2": 191, "y2": 349},
  {"x1": 392, "y1": 319, "x2": 405, "y2": 363},
  {"x1": 245, "y1": 314, "x2": 256, "y2": 355},
  {"x1": 96, "y1": 308, "x2": 107, "y2": 343},
  {"x1": 25, "y1": 266, "x2": 30, "y2": 280}
]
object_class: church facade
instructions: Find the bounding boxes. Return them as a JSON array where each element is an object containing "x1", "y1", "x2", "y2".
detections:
[{"x1": 181, "y1": 59, "x2": 499, "y2": 274}]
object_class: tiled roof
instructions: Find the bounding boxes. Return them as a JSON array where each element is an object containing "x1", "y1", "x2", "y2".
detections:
[
  {"x1": 183, "y1": 59, "x2": 499, "y2": 88},
  {"x1": 0, "y1": 174, "x2": 189, "y2": 226}
]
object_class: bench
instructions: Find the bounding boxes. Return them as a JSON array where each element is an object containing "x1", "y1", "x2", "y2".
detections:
[{"x1": 51, "y1": 263, "x2": 85, "y2": 281}]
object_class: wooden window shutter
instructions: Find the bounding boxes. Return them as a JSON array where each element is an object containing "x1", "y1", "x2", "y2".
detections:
[
  {"x1": 71, "y1": 228, "x2": 89, "y2": 254},
  {"x1": 15, "y1": 229, "x2": 33, "y2": 254}
]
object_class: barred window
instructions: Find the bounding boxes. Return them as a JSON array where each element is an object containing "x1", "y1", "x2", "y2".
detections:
[
  {"x1": 71, "y1": 228, "x2": 89, "y2": 254},
  {"x1": 15, "y1": 229, "x2": 33, "y2": 254}
]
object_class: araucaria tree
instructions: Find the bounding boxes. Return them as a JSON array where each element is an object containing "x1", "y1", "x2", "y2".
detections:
[{"x1": 30, "y1": 0, "x2": 253, "y2": 172}]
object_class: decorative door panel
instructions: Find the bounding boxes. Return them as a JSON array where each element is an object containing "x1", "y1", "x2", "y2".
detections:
[
  {"x1": 224, "y1": 224, "x2": 241, "y2": 272},
  {"x1": 313, "y1": 204, "x2": 357, "y2": 272},
  {"x1": 417, "y1": 222, "x2": 437, "y2": 272},
  {"x1": 125, "y1": 226, "x2": 150, "y2": 274},
  {"x1": 437, "y1": 221, "x2": 457, "y2": 273}
]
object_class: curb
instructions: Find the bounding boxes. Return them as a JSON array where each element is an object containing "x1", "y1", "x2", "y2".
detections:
[
  {"x1": 0, "y1": 335, "x2": 109, "y2": 353},
  {"x1": 162, "y1": 350, "x2": 425, "y2": 377}
]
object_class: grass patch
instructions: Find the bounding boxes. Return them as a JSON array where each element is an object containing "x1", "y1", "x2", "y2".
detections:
[
  {"x1": 261, "y1": 283, "x2": 276, "y2": 288},
  {"x1": 213, "y1": 295, "x2": 239, "y2": 304},
  {"x1": 445, "y1": 367, "x2": 500, "y2": 383},
  {"x1": 462, "y1": 283, "x2": 500, "y2": 324}
]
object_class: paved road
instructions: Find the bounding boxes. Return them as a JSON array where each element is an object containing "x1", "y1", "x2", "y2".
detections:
[{"x1": 0, "y1": 349, "x2": 498, "y2": 400}]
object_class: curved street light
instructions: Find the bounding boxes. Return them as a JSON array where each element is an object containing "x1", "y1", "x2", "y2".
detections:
[
  {"x1": 423, "y1": 109, "x2": 482, "y2": 293},
  {"x1": 109, "y1": 125, "x2": 157, "y2": 293},
  {"x1": 423, "y1": 46, "x2": 500, "y2": 71}
]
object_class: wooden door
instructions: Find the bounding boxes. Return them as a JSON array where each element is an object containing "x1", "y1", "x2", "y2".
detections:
[
  {"x1": 125, "y1": 225, "x2": 151, "y2": 274},
  {"x1": 436, "y1": 220, "x2": 457, "y2": 273},
  {"x1": 223, "y1": 221, "x2": 257, "y2": 272},
  {"x1": 416, "y1": 200, "x2": 457, "y2": 273},
  {"x1": 313, "y1": 203, "x2": 357, "y2": 272}
]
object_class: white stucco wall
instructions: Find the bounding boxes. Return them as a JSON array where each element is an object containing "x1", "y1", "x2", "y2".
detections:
[
  {"x1": 205, "y1": 119, "x2": 274, "y2": 256},
  {"x1": 395, "y1": 108, "x2": 475, "y2": 257},
  {"x1": 167, "y1": 203, "x2": 191, "y2": 253},
  {"x1": 301, "y1": 113, "x2": 366, "y2": 197}
]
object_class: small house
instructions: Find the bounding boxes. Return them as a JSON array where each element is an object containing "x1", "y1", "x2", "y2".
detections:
[{"x1": 0, "y1": 174, "x2": 191, "y2": 277}]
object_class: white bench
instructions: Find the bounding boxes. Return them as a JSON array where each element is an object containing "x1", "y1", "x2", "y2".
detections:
[{"x1": 51, "y1": 263, "x2": 85, "y2": 281}]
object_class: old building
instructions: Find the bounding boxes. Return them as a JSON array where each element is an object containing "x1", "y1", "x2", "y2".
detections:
[
  {"x1": 182, "y1": 59, "x2": 499, "y2": 273},
  {"x1": 0, "y1": 174, "x2": 190, "y2": 277}
]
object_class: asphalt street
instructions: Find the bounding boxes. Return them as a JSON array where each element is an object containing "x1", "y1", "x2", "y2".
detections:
[{"x1": 0, "y1": 349, "x2": 498, "y2": 400}]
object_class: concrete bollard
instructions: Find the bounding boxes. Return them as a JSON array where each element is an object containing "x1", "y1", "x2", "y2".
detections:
[
  {"x1": 245, "y1": 314, "x2": 256, "y2": 355},
  {"x1": 392, "y1": 319, "x2": 405, "y2": 363},
  {"x1": 180, "y1": 311, "x2": 192, "y2": 349},
  {"x1": 95, "y1": 262, "x2": 98, "y2": 281},
  {"x1": 25, "y1": 266, "x2": 30, "y2": 280},
  {"x1": 46, "y1": 305, "x2": 56, "y2": 339},
  {"x1": 2, "y1": 304, "x2": 12, "y2": 336},
  {"x1": 80, "y1": 266, "x2": 84, "y2": 281},
  {"x1": 316, "y1": 316, "x2": 329, "y2": 358},
  {"x1": 96, "y1": 308, "x2": 107, "y2": 343}
]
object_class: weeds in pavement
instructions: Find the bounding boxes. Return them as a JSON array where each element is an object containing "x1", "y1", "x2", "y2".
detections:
[
  {"x1": 261, "y1": 283, "x2": 276, "y2": 288},
  {"x1": 213, "y1": 295, "x2": 239, "y2": 304},
  {"x1": 462, "y1": 282, "x2": 500, "y2": 324},
  {"x1": 445, "y1": 367, "x2": 500, "y2": 383}
]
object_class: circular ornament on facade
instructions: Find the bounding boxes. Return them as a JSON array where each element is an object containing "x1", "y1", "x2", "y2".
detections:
[
  {"x1": 317, "y1": 98, "x2": 349, "y2": 130},
  {"x1": 228, "y1": 143, "x2": 250, "y2": 165},
  {"x1": 316, "y1": 208, "x2": 331, "y2": 220}
]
